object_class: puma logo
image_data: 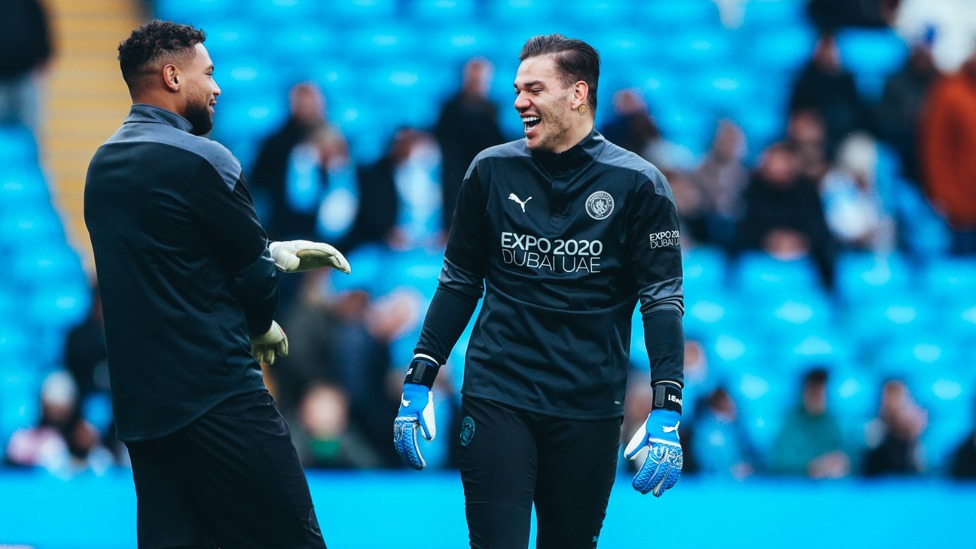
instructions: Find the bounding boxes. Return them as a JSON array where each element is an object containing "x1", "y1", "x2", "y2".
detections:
[
  {"x1": 508, "y1": 193, "x2": 532, "y2": 212},
  {"x1": 663, "y1": 422, "x2": 680, "y2": 434}
]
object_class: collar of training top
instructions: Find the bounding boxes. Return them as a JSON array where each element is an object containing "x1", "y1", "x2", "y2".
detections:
[
  {"x1": 531, "y1": 129, "x2": 602, "y2": 175},
  {"x1": 124, "y1": 103, "x2": 194, "y2": 133}
]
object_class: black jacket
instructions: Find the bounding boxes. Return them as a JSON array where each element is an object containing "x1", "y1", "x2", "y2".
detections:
[
  {"x1": 85, "y1": 104, "x2": 278, "y2": 440},
  {"x1": 416, "y1": 130, "x2": 685, "y2": 419}
]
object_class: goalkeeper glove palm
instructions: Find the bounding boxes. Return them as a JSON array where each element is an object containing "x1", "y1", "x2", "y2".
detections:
[
  {"x1": 624, "y1": 408, "x2": 683, "y2": 497},
  {"x1": 269, "y1": 240, "x2": 351, "y2": 274}
]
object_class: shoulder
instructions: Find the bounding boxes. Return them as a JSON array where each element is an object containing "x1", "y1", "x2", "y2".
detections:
[
  {"x1": 595, "y1": 138, "x2": 671, "y2": 196},
  {"x1": 113, "y1": 123, "x2": 243, "y2": 190},
  {"x1": 464, "y1": 139, "x2": 529, "y2": 178}
]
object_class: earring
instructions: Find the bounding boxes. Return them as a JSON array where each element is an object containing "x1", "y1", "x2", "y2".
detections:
[{"x1": 577, "y1": 104, "x2": 588, "y2": 115}]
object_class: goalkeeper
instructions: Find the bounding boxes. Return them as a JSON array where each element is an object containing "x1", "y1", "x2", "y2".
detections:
[
  {"x1": 394, "y1": 34, "x2": 685, "y2": 548},
  {"x1": 85, "y1": 21, "x2": 348, "y2": 549}
]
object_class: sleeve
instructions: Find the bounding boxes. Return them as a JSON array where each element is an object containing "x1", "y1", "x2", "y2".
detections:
[
  {"x1": 629, "y1": 170, "x2": 685, "y2": 387},
  {"x1": 413, "y1": 159, "x2": 491, "y2": 364},
  {"x1": 192, "y1": 161, "x2": 279, "y2": 335}
]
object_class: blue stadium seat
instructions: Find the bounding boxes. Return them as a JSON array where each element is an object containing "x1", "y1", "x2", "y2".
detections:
[
  {"x1": 265, "y1": 24, "x2": 342, "y2": 65},
  {"x1": 726, "y1": 366, "x2": 794, "y2": 454},
  {"x1": 213, "y1": 92, "x2": 289, "y2": 146},
  {"x1": 0, "y1": 167, "x2": 52, "y2": 218},
  {"x1": 154, "y1": 0, "x2": 238, "y2": 26},
  {"x1": 342, "y1": 23, "x2": 421, "y2": 61},
  {"x1": 836, "y1": 29, "x2": 908, "y2": 99},
  {"x1": 485, "y1": 0, "x2": 556, "y2": 23},
  {"x1": 748, "y1": 26, "x2": 817, "y2": 73},
  {"x1": 682, "y1": 290, "x2": 745, "y2": 344},
  {"x1": 847, "y1": 294, "x2": 938, "y2": 349},
  {"x1": 658, "y1": 30, "x2": 735, "y2": 69},
  {"x1": 0, "y1": 207, "x2": 65, "y2": 253},
  {"x1": 0, "y1": 124, "x2": 38, "y2": 167},
  {"x1": 921, "y1": 257, "x2": 976, "y2": 305},
  {"x1": 741, "y1": 0, "x2": 808, "y2": 30},
  {"x1": 245, "y1": 0, "x2": 318, "y2": 24},
  {"x1": 705, "y1": 330, "x2": 770, "y2": 380},
  {"x1": 0, "y1": 322, "x2": 30, "y2": 365},
  {"x1": 197, "y1": 21, "x2": 261, "y2": 62},
  {"x1": 834, "y1": 251, "x2": 913, "y2": 305},
  {"x1": 690, "y1": 66, "x2": 759, "y2": 115},
  {"x1": 315, "y1": 0, "x2": 397, "y2": 21},
  {"x1": 872, "y1": 334, "x2": 966, "y2": 379},
  {"x1": 638, "y1": 0, "x2": 722, "y2": 33},
  {"x1": 682, "y1": 245, "x2": 728, "y2": 294},
  {"x1": 10, "y1": 244, "x2": 86, "y2": 291},
  {"x1": 777, "y1": 329, "x2": 856, "y2": 374},
  {"x1": 730, "y1": 251, "x2": 821, "y2": 300},
  {"x1": 408, "y1": 0, "x2": 478, "y2": 22},
  {"x1": 428, "y1": 27, "x2": 500, "y2": 66},
  {"x1": 829, "y1": 367, "x2": 880, "y2": 425}
]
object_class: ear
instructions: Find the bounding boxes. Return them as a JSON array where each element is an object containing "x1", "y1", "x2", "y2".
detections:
[
  {"x1": 571, "y1": 80, "x2": 589, "y2": 110},
  {"x1": 162, "y1": 63, "x2": 180, "y2": 92}
]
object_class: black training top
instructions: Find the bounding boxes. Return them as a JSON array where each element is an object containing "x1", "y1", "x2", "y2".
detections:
[
  {"x1": 416, "y1": 130, "x2": 685, "y2": 420},
  {"x1": 84, "y1": 104, "x2": 277, "y2": 441}
]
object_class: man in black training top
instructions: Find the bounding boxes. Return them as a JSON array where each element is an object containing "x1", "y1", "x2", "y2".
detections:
[
  {"x1": 85, "y1": 20, "x2": 350, "y2": 549},
  {"x1": 394, "y1": 34, "x2": 685, "y2": 548}
]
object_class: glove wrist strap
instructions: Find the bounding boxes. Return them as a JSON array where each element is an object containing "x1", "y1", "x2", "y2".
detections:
[
  {"x1": 405, "y1": 354, "x2": 440, "y2": 388},
  {"x1": 652, "y1": 382, "x2": 683, "y2": 414}
]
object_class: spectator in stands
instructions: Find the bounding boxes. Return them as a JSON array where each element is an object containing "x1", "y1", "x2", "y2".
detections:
[
  {"x1": 0, "y1": 0, "x2": 53, "y2": 134},
  {"x1": 667, "y1": 168, "x2": 710, "y2": 248},
  {"x1": 250, "y1": 82, "x2": 335, "y2": 241},
  {"x1": 920, "y1": 42, "x2": 976, "y2": 255},
  {"x1": 862, "y1": 378, "x2": 927, "y2": 477},
  {"x1": 820, "y1": 134, "x2": 895, "y2": 253},
  {"x1": 601, "y1": 88, "x2": 695, "y2": 171},
  {"x1": 784, "y1": 108, "x2": 830, "y2": 184},
  {"x1": 692, "y1": 119, "x2": 749, "y2": 250},
  {"x1": 435, "y1": 58, "x2": 505, "y2": 237},
  {"x1": 788, "y1": 31, "x2": 876, "y2": 161},
  {"x1": 878, "y1": 34, "x2": 940, "y2": 185},
  {"x1": 806, "y1": 0, "x2": 900, "y2": 31},
  {"x1": 685, "y1": 387, "x2": 760, "y2": 480},
  {"x1": 5, "y1": 370, "x2": 114, "y2": 478},
  {"x1": 291, "y1": 382, "x2": 384, "y2": 469},
  {"x1": 771, "y1": 367, "x2": 851, "y2": 479},
  {"x1": 348, "y1": 127, "x2": 442, "y2": 252},
  {"x1": 276, "y1": 268, "x2": 417, "y2": 468},
  {"x1": 734, "y1": 142, "x2": 836, "y2": 289}
]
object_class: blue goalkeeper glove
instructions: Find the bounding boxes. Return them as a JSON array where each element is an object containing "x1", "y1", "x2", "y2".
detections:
[
  {"x1": 624, "y1": 383, "x2": 683, "y2": 497},
  {"x1": 393, "y1": 355, "x2": 439, "y2": 470}
]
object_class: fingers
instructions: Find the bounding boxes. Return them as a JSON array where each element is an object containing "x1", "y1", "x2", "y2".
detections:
[
  {"x1": 632, "y1": 444, "x2": 682, "y2": 496},
  {"x1": 295, "y1": 244, "x2": 351, "y2": 274},
  {"x1": 394, "y1": 417, "x2": 427, "y2": 470}
]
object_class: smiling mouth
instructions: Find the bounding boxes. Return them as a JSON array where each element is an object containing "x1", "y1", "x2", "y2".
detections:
[{"x1": 521, "y1": 115, "x2": 541, "y2": 133}]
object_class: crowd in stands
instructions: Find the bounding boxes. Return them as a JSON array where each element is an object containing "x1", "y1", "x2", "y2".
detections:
[{"x1": 2, "y1": 0, "x2": 976, "y2": 483}]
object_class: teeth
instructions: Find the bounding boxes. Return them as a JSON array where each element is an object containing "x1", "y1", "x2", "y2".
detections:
[{"x1": 522, "y1": 116, "x2": 540, "y2": 124}]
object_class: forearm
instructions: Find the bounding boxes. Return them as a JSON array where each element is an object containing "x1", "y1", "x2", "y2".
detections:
[
  {"x1": 414, "y1": 283, "x2": 480, "y2": 366},
  {"x1": 642, "y1": 306, "x2": 684, "y2": 388},
  {"x1": 231, "y1": 247, "x2": 280, "y2": 335}
]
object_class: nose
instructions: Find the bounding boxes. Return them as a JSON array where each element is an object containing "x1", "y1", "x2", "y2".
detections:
[
  {"x1": 514, "y1": 91, "x2": 529, "y2": 111},
  {"x1": 212, "y1": 79, "x2": 221, "y2": 97}
]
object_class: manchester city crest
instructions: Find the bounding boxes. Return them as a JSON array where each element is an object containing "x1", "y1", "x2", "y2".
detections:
[
  {"x1": 460, "y1": 416, "x2": 475, "y2": 446},
  {"x1": 585, "y1": 191, "x2": 614, "y2": 220}
]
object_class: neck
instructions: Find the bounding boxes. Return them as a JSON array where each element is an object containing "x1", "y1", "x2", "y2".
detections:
[{"x1": 552, "y1": 119, "x2": 594, "y2": 154}]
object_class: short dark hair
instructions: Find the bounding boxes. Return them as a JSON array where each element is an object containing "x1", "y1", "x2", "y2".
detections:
[
  {"x1": 519, "y1": 34, "x2": 600, "y2": 112},
  {"x1": 118, "y1": 20, "x2": 206, "y2": 91}
]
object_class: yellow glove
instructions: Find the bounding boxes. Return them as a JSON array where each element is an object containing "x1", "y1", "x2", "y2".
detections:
[
  {"x1": 269, "y1": 240, "x2": 351, "y2": 274},
  {"x1": 251, "y1": 321, "x2": 288, "y2": 365}
]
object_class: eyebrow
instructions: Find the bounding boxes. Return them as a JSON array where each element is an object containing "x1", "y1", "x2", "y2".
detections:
[{"x1": 514, "y1": 80, "x2": 544, "y2": 89}]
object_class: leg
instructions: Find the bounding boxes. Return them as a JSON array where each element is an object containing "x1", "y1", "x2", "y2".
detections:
[
  {"x1": 126, "y1": 438, "x2": 215, "y2": 549},
  {"x1": 168, "y1": 390, "x2": 326, "y2": 548},
  {"x1": 459, "y1": 396, "x2": 537, "y2": 549},
  {"x1": 533, "y1": 417, "x2": 621, "y2": 549}
]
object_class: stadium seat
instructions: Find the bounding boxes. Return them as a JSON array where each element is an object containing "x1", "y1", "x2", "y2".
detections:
[
  {"x1": 740, "y1": 0, "x2": 808, "y2": 30},
  {"x1": 921, "y1": 257, "x2": 976, "y2": 305},
  {"x1": 829, "y1": 367, "x2": 880, "y2": 425},
  {"x1": 682, "y1": 290, "x2": 745, "y2": 344},
  {"x1": 0, "y1": 207, "x2": 65, "y2": 254},
  {"x1": 0, "y1": 124, "x2": 38, "y2": 167},
  {"x1": 689, "y1": 66, "x2": 759, "y2": 114},
  {"x1": 10, "y1": 244, "x2": 87, "y2": 291},
  {"x1": 315, "y1": 0, "x2": 397, "y2": 21},
  {"x1": 749, "y1": 26, "x2": 817, "y2": 73},
  {"x1": 245, "y1": 0, "x2": 318, "y2": 24},
  {"x1": 153, "y1": 0, "x2": 238, "y2": 26},
  {"x1": 834, "y1": 251, "x2": 913, "y2": 305},
  {"x1": 428, "y1": 27, "x2": 498, "y2": 66},
  {"x1": 682, "y1": 245, "x2": 728, "y2": 294},
  {"x1": 871, "y1": 334, "x2": 966, "y2": 379},
  {"x1": 342, "y1": 22, "x2": 421, "y2": 62},
  {"x1": 0, "y1": 167, "x2": 52, "y2": 218},
  {"x1": 484, "y1": 0, "x2": 556, "y2": 24},
  {"x1": 730, "y1": 251, "x2": 821, "y2": 300},
  {"x1": 726, "y1": 366, "x2": 794, "y2": 454},
  {"x1": 638, "y1": 0, "x2": 722, "y2": 33},
  {"x1": 836, "y1": 28, "x2": 909, "y2": 100},
  {"x1": 408, "y1": 0, "x2": 478, "y2": 22}
]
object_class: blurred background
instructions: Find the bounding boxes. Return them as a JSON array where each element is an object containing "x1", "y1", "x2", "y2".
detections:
[{"x1": 1, "y1": 0, "x2": 976, "y2": 547}]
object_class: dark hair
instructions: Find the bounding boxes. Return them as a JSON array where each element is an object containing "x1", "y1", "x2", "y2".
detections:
[
  {"x1": 803, "y1": 367, "x2": 830, "y2": 387},
  {"x1": 118, "y1": 20, "x2": 206, "y2": 90},
  {"x1": 519, "y1": 33, "x2": 600, "y2": 112}
]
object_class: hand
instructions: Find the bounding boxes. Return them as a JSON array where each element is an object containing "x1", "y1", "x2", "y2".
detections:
[
  {"x1": 250, "y1": 321, "x2": 288, "y2": 365},
  {"x1": 269, "y1": 240, "x2": 351, "y2": 274},
  {"x1": 624, "y1": 409, "x2": 683, "y2": 496},
  {"x1": 393, "y1": 382, "x2": 436, "y2": 470}
]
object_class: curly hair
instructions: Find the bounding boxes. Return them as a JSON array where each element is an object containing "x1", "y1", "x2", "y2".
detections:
[
  {"x1": 520, "y1": 34, "x2": 600, "y2": 112},
  {"x1": 118, "y1": 20, "x2": 206, "y2": 90}
]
